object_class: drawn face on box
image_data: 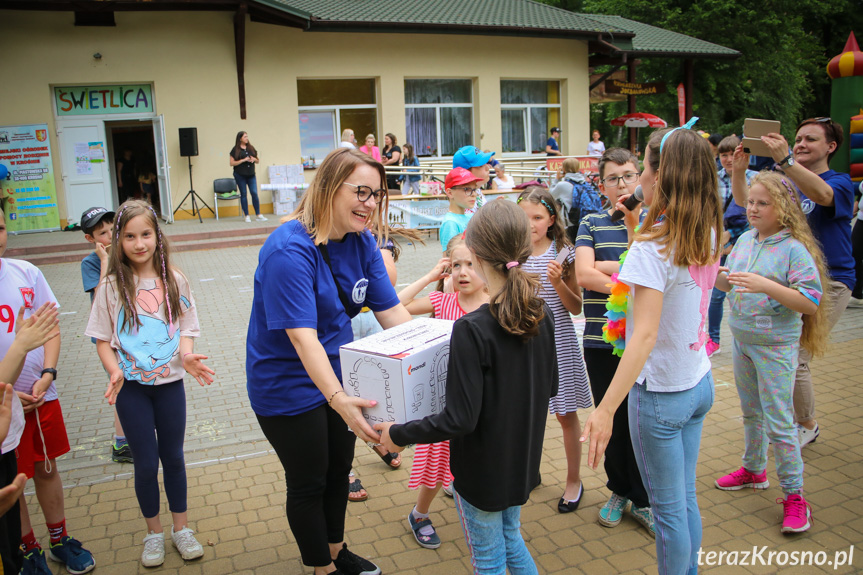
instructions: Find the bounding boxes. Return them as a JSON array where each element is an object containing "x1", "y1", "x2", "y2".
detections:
[{"x1": 431, "y1": 345, "x2": 450, "y2": 412}]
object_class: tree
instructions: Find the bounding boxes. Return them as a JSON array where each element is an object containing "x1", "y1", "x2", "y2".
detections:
[{"x1": 536, "y1": 0, "x2": 863, "y2": 143}]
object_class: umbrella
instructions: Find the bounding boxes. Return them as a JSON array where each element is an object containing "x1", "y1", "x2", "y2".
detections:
[
  {"x1": 610, "y1": 113, "x2": 668, "y2": 153},
  {"x1": 610, "y1": 113, "x2": 668, "y2": 128}
]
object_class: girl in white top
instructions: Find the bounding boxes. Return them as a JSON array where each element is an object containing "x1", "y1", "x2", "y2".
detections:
[
  {"x1": 581, "y1": 125, "x2": 722, "y2": 575},
  {"x1": 491, "y1": 163, "x2": 516, "y2": 191}
]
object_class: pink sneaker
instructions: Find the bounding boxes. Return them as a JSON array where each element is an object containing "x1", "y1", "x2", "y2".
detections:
[
  {"x1": 779, "y1": 494, "x2": 812, "y2": 533},
  {"x1": 706, "y1": 339, "x2": 720, "y2": 357},
  {"x1": 715, "y1": 467, "x2": 769, "y2": 491}
]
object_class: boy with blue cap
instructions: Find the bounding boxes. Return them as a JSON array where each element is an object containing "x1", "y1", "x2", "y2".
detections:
[{"x1": 453, "y1": 146, "x2": 495, "y2": 214}]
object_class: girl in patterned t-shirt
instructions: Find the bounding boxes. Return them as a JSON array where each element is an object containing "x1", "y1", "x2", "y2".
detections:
[
  {"x1": 518, "y1": 186, "x2": 591, "y2": 513},
  {"x1": 396, "y1": 235, "x2": 488, "y2": 548},
  {"x1": 713, "y1": 172, "x2": 828, "y2": 534},
  {"x1": 86, "y1": 200, "x2": 214, "y2": 567}
]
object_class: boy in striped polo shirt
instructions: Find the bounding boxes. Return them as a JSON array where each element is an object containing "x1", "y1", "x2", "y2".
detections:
[{"x1": 574, "y1": 148, "x2": 653, "y2": 535}]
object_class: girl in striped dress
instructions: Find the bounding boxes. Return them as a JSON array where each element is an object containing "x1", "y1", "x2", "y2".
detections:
[
  {"x1": 518, "y1": 186, "x2": 591, "y2": 513},
  {"x1": 396, "y1": 235, "x2": 488, "y2": 548}
]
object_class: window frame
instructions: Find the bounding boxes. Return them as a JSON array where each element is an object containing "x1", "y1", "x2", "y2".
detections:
[
  {"x1": 499, "y1": 80, "x2": 562, "y2": 157},
  {"x1": 404, "y1": 79, "x2": 474, "y2": 159},
  {"x1": 297, "y1": 104, "x2": 378, "y2": 154}
]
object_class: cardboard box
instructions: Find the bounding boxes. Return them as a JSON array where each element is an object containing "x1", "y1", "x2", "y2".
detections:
[
  {"x1": 340, "y1": 318, "x2": 454, "y2": 424},
  {"x1": 274, "y1": 200, "x2": 294, "y2": 215}
]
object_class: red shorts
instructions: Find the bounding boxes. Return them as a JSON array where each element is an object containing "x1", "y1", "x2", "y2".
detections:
[{"x1": 15, "y1": 399, "x2": 70, "y2": 479}]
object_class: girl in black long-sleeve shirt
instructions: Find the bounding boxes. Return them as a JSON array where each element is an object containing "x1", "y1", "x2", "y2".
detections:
[{"x1": 378, "y1": 200, "x2": 558, "y2": 574}]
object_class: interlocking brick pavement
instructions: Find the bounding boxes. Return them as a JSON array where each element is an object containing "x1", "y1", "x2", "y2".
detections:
[{"x1": 12, "y1": 228, "x2": 863, "y2": 574}]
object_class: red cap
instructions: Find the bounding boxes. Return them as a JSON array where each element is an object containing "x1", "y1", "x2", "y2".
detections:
[{"x1": 445, "y1": 167, "x2": 484, "y2": 189}]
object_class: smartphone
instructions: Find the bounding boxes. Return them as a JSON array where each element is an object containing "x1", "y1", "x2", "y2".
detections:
[
  {"x1": 741, "y1": 119, "x2": 781, "y2": 157},
  {"x1": 555, "y1": 246, "x2": 572, "y2": 264}
]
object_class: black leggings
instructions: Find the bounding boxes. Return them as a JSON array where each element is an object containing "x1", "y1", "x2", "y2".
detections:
[
  {"x1": 584, "y1": 347, "x2": 649, "y2": 508},
  {"x1": 0, "y1": 452, "x2": 22, "y2": 574},
  {"x1": 115, "y1": 379, "x2": 188, "y2": 518},
  {"x1": 257, "y1": 403, "x2": 355, "y2": 567},
  {"x1": 852, "y1": 218, "x2": 863, "y2": 298}
]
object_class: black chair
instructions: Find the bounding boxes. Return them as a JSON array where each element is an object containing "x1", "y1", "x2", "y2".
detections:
[{"x1": 213, "y1": 178, "x2": 239, "y2": 220}]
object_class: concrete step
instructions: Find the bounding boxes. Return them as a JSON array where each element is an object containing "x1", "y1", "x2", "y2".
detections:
[{"x1": 11, "y1": 225, "x2": 278, "y2": 267}]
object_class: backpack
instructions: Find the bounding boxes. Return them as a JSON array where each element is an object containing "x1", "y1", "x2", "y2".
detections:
[{"x1": 567, "y1": 178, "x2": 603, "y2": 227}]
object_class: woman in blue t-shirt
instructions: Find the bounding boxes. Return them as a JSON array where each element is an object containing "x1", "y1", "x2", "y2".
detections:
[{"x1": 246, "y1": 148, "x2": 412, "y2": 575}]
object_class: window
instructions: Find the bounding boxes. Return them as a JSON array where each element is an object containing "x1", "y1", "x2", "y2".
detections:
[
  {"x1": 405, "y1": 79, "x2": 473, "y2": 158},
  {"x1": 500, "y1": 80, "x2": 561, "y2": 154},
  {"x1": 298, "y1": 79, "x2": 377, "y2": 161}
]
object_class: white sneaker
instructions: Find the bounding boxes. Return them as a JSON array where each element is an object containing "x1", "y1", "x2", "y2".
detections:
[
  {"x1": 443, "y1": 484, "x2": 453, "y2": 497},
  {"x1": 141, "y1": 532, "x2": 165, "y2": 567},
  {"x1": 244, "y1": 215, "x2": 251, "y2": 223},
  {"x1": 848, "y1": 297, "x2": 863, "y2": 308},
  {"x1": 798, "y1": 423, "x2": 820, "y2": 448},
  {"x1": 256, "y1": 214, "x2": 268, "y2": 222},
  {"x1": 171, "y1": 526, "x2": 204, "y2": 561}
]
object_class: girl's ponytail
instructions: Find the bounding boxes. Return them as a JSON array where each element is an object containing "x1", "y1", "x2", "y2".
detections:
[{"x1": 465, "y1": 201, "x2": 545, "y2": 339}]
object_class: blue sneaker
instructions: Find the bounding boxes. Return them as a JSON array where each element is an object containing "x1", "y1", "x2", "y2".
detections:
[
  {"x1": 598, "y1": 493, "x2": 629, "y2": 527},
  {"x1": 408, "y1": 511, "x2": 441, "y2": 549},
  {"x1": 47, "y1": 536, "x2": 95, "y2": 574},
  {"x1": 21, "y1": 547, "x2": 52, "y2": 575},
  {"x1": 630, "y1": 505, "x2": 656, "y2": 537}
]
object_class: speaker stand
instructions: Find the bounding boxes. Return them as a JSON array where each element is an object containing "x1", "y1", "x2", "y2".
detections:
[{"x1": 173, "y1": 156, "x2": 213, "y2": 223}]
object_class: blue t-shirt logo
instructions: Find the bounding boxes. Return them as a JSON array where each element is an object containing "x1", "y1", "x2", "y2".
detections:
[
  {"x1": 352, "y1": 278, "x2": 369, "y2": 304},
  {"x1": 800, "y1": 199, "x2": 815, "y2": 215}
]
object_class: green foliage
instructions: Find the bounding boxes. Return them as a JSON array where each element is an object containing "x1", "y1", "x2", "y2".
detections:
[{"x1": 536, "y1": 0, "x2": 863, "y2": 147}]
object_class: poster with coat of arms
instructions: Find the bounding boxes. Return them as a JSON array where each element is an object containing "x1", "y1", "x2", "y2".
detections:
[{"x1": 0, "y1": 123, "x2": 60, "y2": 233}]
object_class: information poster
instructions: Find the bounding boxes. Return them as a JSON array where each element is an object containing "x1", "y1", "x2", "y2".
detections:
[
  {"x1": 88, "y1": 142, "x2": 105, "y2": 162},
  {"x1": 0, "y1": 124, "x2": 60, "y2": 233},
  {"x1": 74, "y1": 142, "x2": 92, "y2": 175}
]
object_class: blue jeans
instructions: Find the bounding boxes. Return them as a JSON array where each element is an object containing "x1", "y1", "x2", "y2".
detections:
[
  {"x1": 707, "y1": 254, "x2": 727, "y2": 344},
  {"x1": 453, "y1": 489, "x2": 537, "y2": 575},
  {"x1": 234, "y1": 172, "x2": 260, "y2": 216},
  {"x1": 629, "y1": 372, "x2": 714, "y2": 575}
]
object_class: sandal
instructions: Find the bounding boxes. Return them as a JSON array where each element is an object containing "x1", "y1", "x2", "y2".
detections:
[
  {"x1": 348, "y1": 477, "x2": 368, "y2": 502},
  {"x1": 371, "y1": 444, "x2": 401, "y2": 469}
]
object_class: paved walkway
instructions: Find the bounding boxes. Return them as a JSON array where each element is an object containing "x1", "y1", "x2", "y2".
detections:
[{"x1": 16, "y1": 234, "x2": 863, "y2": 574}]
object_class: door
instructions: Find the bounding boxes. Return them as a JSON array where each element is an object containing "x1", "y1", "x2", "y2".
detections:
[
  {"x1": 152, "y1": 115, "x2": 173, "y2": 222},
  {"x1": 56, "y1": 119, "x2": 112, "y2": 225}
]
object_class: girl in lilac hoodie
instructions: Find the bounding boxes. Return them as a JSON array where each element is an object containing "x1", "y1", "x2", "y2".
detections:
[{"x1": 713, "y1": 172, "x2": 830, "y2": 535}]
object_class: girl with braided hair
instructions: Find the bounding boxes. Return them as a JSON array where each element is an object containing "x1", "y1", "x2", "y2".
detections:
[{"x1": 86, "y1": 199, "x2": 214, "y2": 567}]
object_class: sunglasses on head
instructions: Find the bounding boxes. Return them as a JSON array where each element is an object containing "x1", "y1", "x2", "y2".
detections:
[{"x1": 801, "y1": 117, "x2": 838, "y2": 141}]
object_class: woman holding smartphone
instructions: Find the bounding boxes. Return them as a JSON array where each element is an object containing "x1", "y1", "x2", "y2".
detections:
[{"x1": 229, "y1": 131, "x2": 266, "y2": 223}]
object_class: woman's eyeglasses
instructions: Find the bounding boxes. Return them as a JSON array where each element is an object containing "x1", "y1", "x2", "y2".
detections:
[
  {"x1": 601, "y1": 172, "x2": 641, "y2": 188},
  {"x1": 344, "y1": 183, "x2": 387, "y2": 203}
]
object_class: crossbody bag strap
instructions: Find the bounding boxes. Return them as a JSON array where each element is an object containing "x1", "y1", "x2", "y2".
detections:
[{"x1": 318, "y1": 243, "x2": 355, "y2": 318}]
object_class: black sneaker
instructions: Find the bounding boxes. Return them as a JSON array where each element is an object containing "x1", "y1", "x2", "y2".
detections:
[
  {"x1": 333, "y1": 543, "x2": 381, "y2": 575},
  {"x1": 112, "y1": 442, "x2": 133, "y2": 463}
]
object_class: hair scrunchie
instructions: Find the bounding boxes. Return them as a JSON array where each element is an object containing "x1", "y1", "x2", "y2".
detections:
[{"x1": 505, "y1": 261, "x2": 520, "y2": 269}]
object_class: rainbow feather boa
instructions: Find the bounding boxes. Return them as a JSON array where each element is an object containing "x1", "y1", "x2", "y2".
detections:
[{"x1": 601, "y1": 249, "x2": 630, "y2": 357}]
